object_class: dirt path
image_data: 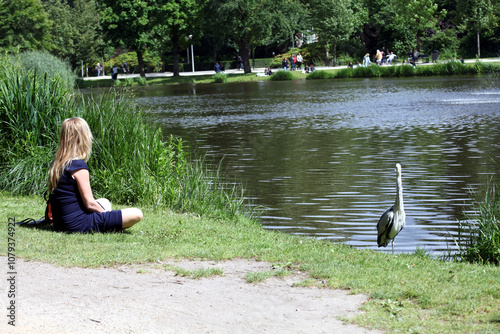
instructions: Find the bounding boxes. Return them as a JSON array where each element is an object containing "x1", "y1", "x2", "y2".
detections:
[{"x1": 2, "y1": 258, "x2": 383, "y2": 333}]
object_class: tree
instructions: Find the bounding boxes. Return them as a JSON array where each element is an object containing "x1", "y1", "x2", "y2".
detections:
[
  {"x1": 43, "y1": 0, "x2": 75, "y2": 61},
  {"x1": 152, "y1": 0, "x2": 199, "y2": 77},
  {"x1": 309, "y1": 0, "x2": 366, "y2": 65},
  {"x1": 43, "y1": 0, "x2": 101, "y2": 67},
  {"x1": 72, "y1": 0, "x2": 101, "y2": 65},
  {"x1": 390, "y1": 0, "x2": 444, "y2": 51},
  {"x1": 0, "y1": 0, "x2": 53, "y2": 51},
  {"x1": 458, "y1": 0, "x2": 497, "y2": 57},
  {"x1": 216, "y1": 0, "x2": 304, "y2": 73},
  {"x1": 99, "y1": 0, "x2": 156, "y2": 77}
]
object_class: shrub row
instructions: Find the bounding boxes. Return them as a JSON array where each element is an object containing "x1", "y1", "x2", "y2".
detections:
[{"x1": 307, "y1": 61, "x2": 500, "y2": 80}]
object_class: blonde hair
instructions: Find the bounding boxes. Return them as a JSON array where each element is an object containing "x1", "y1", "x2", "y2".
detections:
[{"x1": 48, "y1": 117, "x2": 93, "y2": 193}]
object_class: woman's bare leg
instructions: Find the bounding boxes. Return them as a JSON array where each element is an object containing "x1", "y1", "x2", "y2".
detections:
[{"x1": 121, "y1": 208, "x2": 143, "y2": 229}]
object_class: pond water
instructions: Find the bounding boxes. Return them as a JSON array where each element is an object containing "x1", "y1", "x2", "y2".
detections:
[{"x1": 132, "y1": 75, "x2": 500, "y2": 255}]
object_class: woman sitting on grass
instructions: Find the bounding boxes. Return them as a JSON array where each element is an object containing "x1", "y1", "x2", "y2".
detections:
[{"x1": 48, "y1": 117, "x2": 143, "y2": 233}]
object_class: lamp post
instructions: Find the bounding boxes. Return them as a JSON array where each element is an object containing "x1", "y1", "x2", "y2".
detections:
[{"x1": 188, "y1": 35, "x2": 194, "y2": 73}]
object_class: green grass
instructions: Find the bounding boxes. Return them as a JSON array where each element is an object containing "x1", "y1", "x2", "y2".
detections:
[
  {"x1": 2, "y1": 192, "x2": 500, "y2": 333},
  {"x1": 166, "y1": 265, "x2": 225, "y2": 279}
]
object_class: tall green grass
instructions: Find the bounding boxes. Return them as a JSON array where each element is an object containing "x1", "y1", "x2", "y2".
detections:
[
  {"x1": 0, "y1": 52, "x2": 250, "y2": 219},
  {"x1": 0, "y1": 57, "x2": 75, "y2": 194},
  {"x1": 452, "y1": 180, "x2": 500, "y2": 264}
]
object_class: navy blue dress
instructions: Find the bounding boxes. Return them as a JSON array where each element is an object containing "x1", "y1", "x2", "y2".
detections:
[{"x1": 51, "y1": 159, "x2": 122, "y2": 233}]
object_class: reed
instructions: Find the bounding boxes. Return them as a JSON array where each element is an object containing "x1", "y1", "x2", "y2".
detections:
[{"x1": 452, "y1": 180, "x2": 500, "y2": 264}]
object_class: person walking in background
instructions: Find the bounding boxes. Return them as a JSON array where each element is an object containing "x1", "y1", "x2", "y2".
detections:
[
  {"x1": 214, "y1": 62, "x2": 221, "y2": 73},
  {"x1": 96, "y1": 63, "x2": 101, "y2": 76},
  {"x1": 111, "y1": 65, "x2": 118, "y2": 80},
  {"x1": 363, "y1": 53, "x2": 371, "y2": 67},
  {"x1": 375, "y1": 50, "x2": 382, "y2": 65},
  {"x1": 48, "y1": 117, "x2": 143, "y2": 233}
]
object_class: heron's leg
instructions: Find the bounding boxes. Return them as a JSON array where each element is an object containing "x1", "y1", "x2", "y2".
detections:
[{"x1": 391, "y1": 240, "x2": 395, "y2": 254}]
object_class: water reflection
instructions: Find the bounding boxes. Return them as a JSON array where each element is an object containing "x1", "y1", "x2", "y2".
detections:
[{"x1": 133, "y1": 76, "x2": 500, "y2": 255}]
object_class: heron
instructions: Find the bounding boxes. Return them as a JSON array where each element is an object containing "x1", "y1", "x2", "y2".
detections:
[{"x1": 377, "y1": 163, "x2": 405, "y2": 253}]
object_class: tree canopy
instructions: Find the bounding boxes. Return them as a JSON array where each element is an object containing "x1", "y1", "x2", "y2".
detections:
[
  {"x1": 0, "y1": 0, "x2": 52, "y2": 51},
  {"x1": 1, "y1": 0, "x2": 499, "y2": 73}
]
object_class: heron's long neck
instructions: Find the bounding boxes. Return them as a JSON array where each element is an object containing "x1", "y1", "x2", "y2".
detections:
[{"x1": 395, "y1": 173, "x2": 404, "y2": 211}]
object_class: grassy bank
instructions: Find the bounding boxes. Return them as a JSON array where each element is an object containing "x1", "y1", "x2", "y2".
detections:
[{"x1": 3, "y1": 193, "x2": 499, "y2": 333}]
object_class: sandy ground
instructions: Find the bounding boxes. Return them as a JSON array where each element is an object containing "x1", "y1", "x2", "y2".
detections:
[{"x1": 1, "y1": 257, "x2": 383, "y2": 334}]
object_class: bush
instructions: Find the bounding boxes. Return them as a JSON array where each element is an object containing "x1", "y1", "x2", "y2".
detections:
[
  {"x1": 15, "y1": 50, "x2": 75, "y2": 91},
  {"x1": 213, "y1": 72, "x2": 227, "y2": 83},
  {"x1": 135, "y1": 76, "x2": 147, "y2": 86},
  {"x1": 270, "y1": 70, "x2": 294, "y2": 81},
  {"x1": 306, "y1": 70, "x2": 334, "y2": 80}
]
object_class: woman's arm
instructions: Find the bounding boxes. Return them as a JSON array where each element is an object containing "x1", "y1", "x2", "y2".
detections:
[{"x1": 72, "y1": 169, "x2": 105, "y2": 213}]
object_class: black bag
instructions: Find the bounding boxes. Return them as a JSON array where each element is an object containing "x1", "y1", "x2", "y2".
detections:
[{"x1": 16, "y1": 191, "x2": 53, "y2": 226}]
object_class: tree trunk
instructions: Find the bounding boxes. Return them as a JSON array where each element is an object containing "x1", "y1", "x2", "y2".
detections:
[
  {"x1": 477, "y1": 29, "x2": 481, "y2": 58},
  {"x1": 252, "y1": 48, "x2": 255, "y2": 69},
  {"x1": 240, "y1": 34, "x2": 252, "y2": 73},
  {"x1": 172, "y1": 35, "x2": 180, "y2": 77},
  {"x1": 137, "y1": 49, "x2": 145, "y2": 77},
  {"x1": 333, "y1": 42, "x2": 337, "y2": 66},
  {"x1": 325, "y1": 42, "x2": 330, "y2": 66},
  {"x1": 416, "y1": 30, "x2": 422, "y2": 52}
]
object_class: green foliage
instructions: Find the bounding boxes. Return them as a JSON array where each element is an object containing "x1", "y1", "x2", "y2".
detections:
[
  {"x1": 453, "y1": 179, "x2": 500, "y2": 265},
  {"x1": 213, "y1": 72, "x2": 228, "y2": 83},
  {"x1": 309, "y1": 61, "x2": 499, "y2": 81},
  {"x1": 306, "y1": 70, "x2": 335, "y2": 80},
  {"x1": 16, "y1": 50, "x2": 76, "y2": 91},
  {"x1": 216, "y1": 0, "x2": 305, "y2": 73},
  {"x1": 421, "y1": 28, "x2": 461, "y2": 59},
  {"x1": 105, "y1": 51, "x2": 162, "y2": 74},
  {"x1": 0, "y1": 0, "x2": 53, "y2": 51},
  {"x1": 269, "y1": 70, "x2": 294, "y2": 81},
  {"x1": 309, "y1": 0, "x2": 365, "y2": 51},
  {"x1": 0, "y1": 55, "x2": 75, "y2": 194},
  {"x1": 135, "y1": 76, "x2": 147, "y2": 86},
  {"x1": 43, "y1": 0, "x2": 101, "y2": 66}
]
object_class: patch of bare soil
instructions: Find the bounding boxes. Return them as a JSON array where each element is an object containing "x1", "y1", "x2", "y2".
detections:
[{"x1": 1, "y1": 257, "x2": 383, "y2": 333}]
